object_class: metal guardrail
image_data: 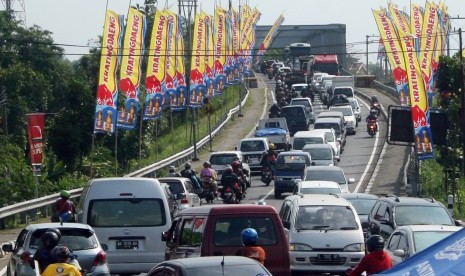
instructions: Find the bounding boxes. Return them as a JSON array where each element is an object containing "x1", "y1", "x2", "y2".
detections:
[
  {"x1": 0, "y1": 89, "x2": 250, "y2": 223},
  {"x1": 372, "y1": 80, "x2": 398, "y2": 100}
]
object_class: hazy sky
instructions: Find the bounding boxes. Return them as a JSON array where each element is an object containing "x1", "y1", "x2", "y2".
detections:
[{"x1": 11, "y1": 0, "x2": 465, "y2": 62}]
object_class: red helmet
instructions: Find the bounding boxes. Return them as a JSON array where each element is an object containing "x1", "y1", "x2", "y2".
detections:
[{"x1": 231, "y1": 161, "x2": 241, "y2": 169}]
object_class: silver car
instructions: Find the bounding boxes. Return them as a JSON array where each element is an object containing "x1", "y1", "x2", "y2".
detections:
[{"x1": 2, "y1": 223, "x2": 110, "y2": 276}]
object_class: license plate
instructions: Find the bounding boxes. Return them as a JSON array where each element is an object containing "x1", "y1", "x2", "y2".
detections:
[
  {"x1": 317, "y1": 254, "x2": 339, "y2": 260},
  {"x1": 225, "y1": 192, "x2": 232, "y2": 196},
  {"x1": 116, "y1": 240, "x2": 139, "y2": 249}
]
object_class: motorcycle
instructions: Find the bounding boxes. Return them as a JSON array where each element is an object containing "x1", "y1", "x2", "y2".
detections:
[
  {"x1": 222, "y1": 182, "x2": 243, "y2": 204},
  {"x1": 261, "y1": 167, "x2": 273, "y2": 186},
  {"x1": 367, "y1": 120, "x2": 377, "y2": 137},
  {"x1": 200, "y1": 180, "x2": 216, "y2": 203}
]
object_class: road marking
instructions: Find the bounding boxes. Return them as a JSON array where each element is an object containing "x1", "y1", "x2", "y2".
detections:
[
  {"x1": 353, "y1": 97, "x2": 380, "y2": 193},
  {"x1": 259, "y1": 187, "x2": 275, "y2": 203},
  {"x1": 1, "y1": 266, "x2": 6, "y2": 275},
  {"x1": 365, "y1": 142, "x2": 388, "y2": 194}
]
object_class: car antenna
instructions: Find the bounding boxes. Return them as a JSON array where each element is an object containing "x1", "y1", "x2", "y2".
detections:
[{"x1": 221, "y1": 255, "x2": 225, "y2": 275}]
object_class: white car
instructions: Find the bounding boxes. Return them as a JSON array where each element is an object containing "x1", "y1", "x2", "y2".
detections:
[
  {"x1": 291, "y1": 83, "x2": 309, "y2": 97},
  {"x1": 158, "y1": 177, "x2": 202, "y2": 211},
  {"x1": 347, "y1": 98, "x2": 362, "y2": 123},
  {"x1": 293, "y1": 180, "x2": 343, "y2": 195},
  {"x1": 385, "y1": 225, "x2": 462, "y2": 266},
  {"x1": 329, "y1": 105, "x2": 357, "y2": 135},
  {"x1": 306, "y1": 128, "x2": 341, "y2": 161},
  {"x1": 209, "y1": 151, "x2": 251, "y2": 183}
]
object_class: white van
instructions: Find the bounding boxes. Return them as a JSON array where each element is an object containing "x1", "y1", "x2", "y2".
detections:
[
  {"x1": 292, "y1": 130, "x2": 327, "y2": 150},
  {"x1": 279, "y1": 194, "x2": 365, "y2": 274},
  {"x1": 77, "y1": 177, "x2": 173, "y2": 275}
]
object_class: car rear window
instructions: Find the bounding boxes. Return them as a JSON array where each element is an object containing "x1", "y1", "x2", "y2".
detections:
[
  {"x1": 303, "y1": 148, "x2": 332, "y2": 160},
  {"x1": 293, "y1": 137, "x2": 324, "y2": 150},
  {"x1": 240, "y1": 141, "x2": 265, "y2": 152},
  {"x1": 164, "y1": 181, "x2": 185, "y2": 194},
  {"x1": 305, "y1": 169, "x2": 346, "y2": 185},
  {"x1": 394, "y1": 206, "x2": 453, "y2": 226},
  {"x1": 292, "y1": 100, "x2": 310, "y2": 108},
  {"x1": 88, "y1": 199, "x2": 166, "y2": 227},
  {"x1": 281, "y1": 107, "x2": 304, "y2": 117},
  {"x1": 214, "y1": 217, "x2": 277, "y2": 246},
  {"x1": 314, "y1": 123, "x2": 341, "y2": 135},
  {"x1": 31, "y1": 228, "x2": 98, "y2": 251},
  {"x1": 210, "y1": 154, "x2": 238, "y2": 165}
]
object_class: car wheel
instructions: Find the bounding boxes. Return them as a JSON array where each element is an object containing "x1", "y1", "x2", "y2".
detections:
[
  {"x1": 274, "y1": 190, "x2": 281, "y2": 199},
  {"x1": 246, "y1": 180, "x2": 251, "y2": 187},
  {"x1": 353, "y1": 130, "x2": 356, "y2": 135}
]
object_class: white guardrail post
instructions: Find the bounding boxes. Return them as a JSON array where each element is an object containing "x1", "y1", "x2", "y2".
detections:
[{"x1": 0, "y1": 88, "x2": 250, "y2": 224}]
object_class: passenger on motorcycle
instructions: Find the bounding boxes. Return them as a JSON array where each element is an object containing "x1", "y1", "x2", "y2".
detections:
[
  {"x1": 347, "y1": 235, "x2": 392, "y2": 276},
  {"x1": 200, "y1": 161, "x2": 218, "y2": 195},
  {"x1": 220, "y1": 165, "x2": 241, "y2": 199},
  {"x1": 181, "y1": 162, "x2": 202, "y2": 192},
  {"x1": 260, "y1": 144, "x2": 278, "y2": 177},
  {"x1": 231, "y1": 161, "x2": 247, "y2": 195},
  {"x1": 370, "y1": 95, "x2": 381, "y2": 115},
  {"x1": 168, "y1": 165, "x2": 181, "y2": 177},
  {"x1": 269, "y1": 101, "x2": 281, "y2": 118},
  {"x1": 366, "y1": 109, "x2": 379, "y2": 133}
]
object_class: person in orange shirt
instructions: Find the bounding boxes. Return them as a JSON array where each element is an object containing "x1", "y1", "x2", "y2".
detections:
[{"x1": 239, "y1": 228, "x2": 265, "y2": 265}]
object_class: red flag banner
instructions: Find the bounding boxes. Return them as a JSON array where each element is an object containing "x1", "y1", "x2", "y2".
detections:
[{"x1": 27, "y1": 113, "x2": 45, "y2": 176}]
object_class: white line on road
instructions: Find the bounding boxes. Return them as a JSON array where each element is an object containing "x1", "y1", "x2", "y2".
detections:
[
  {"x1": 1, "y1": 266, "x2": 6, "y2": 276},
  {"x1": 259, "y1": 187, "x2": 275, "y2": 203},
  {"x1": 365, "y1": 142, "x2": 388, "y2": 194},
  {"x1": 353, "y1": 97, "x2": 381, "y2": 193}
]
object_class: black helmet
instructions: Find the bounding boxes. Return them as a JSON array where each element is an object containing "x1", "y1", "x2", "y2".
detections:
[
  {"x1": 46, "y1": 228, "x2": 62, "y2": 240},
  {"x1": 225, "y1": 165, "x2": 233, "y2": 173},
  {"x1": 51, "y1": 244, "x2": 71, "y2": 260},
  {"x1": 41, "y1": 231, "x2": 60, "y2": 249},
  {"x1": 366, "y1": 235, "x2": 385, "y2": 252},
  {"x1": 184, "y1": 162, "x2": 191, "y2": 169}
]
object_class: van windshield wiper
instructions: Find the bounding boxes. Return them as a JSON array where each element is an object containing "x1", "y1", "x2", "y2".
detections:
[{"x1": 312, "y1": 225, "x2": 330, "y2": 229}]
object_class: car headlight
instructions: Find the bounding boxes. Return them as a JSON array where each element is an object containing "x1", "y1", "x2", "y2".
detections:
[
  {"x1": 290, "y1": 243, "x2": 313, "y2": 251},
  {"x1": 344, "y1": 243, "x2": 364, "y2": 252}
]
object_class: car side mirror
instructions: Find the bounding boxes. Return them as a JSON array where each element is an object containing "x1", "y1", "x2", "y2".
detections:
[
  {"x1": 393, "y1": 249, "x2": 406, "y2": 258},
  {"x1": 161, "y1": 231, "x2": 169, "y2": 242},
  {"x1": 2, "y1": 243, "x2": 13, "y2": 252},
  {"x1": 282, "y1": 220, "x2": 291, "y2": 230},
  {"x1": 348, "y1": 178, "x2": 355, "y2": 184},
  {"x1": 101, "y1": 244, "x2": 108, "y2": 251},
  {"x1": 234, "y1": 146, "x2": 238, "y2": 151},
  {"x1": 311, "y1": 161, "x2": 316, "y2": 166},
  {"x1": 455, "y1": 219, "x2": 463, "y2": 226}
]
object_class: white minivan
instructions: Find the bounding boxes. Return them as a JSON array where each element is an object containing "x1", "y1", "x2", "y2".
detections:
[
  {"x1": 77, "y1": 177, "x2": 173, "y2": 275},
  {"x1": 279, "y1": 194, "x2": 365, "y2": 274},
  {"x1": 292, "y1": 130, "x2": 327, "y2": 150}
]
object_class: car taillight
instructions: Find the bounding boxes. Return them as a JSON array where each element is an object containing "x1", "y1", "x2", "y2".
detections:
[
  {"x1": 20, "y1": 251, "x2": 31, "y2": 263},
  {"x1": 92, "y1": 250, "x2": 107, "y2": 266},
  {"x1": 180, "y1": 194, "x2": 189, "y2": 204}
]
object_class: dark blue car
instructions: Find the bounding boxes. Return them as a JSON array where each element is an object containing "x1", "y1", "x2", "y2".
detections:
[{"x1": 274, "y1": 151, "x2": 312, "y2": 199}]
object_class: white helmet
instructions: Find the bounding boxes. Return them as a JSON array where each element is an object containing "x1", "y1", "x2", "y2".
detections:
[
  {"x1": 273, "y1": 100, "x2": 278, "y2": 105},
  {"x1": 277, "y1": 80, "x2": 282, "y2": 84}
]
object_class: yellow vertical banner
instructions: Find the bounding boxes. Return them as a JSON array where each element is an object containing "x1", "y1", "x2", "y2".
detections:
[
  {"x1": 397, "y1": 21, "x2": 434, "y2": 160},
  {"x1": 189, "y1": 12, "x2": 207, "y2": 107},
  {"x1": 204, "y1": 12, "x2": 216, "y2": 97},
  {"x1": 144, "y1": 9, "x2": 169, "y2": 120},
  {"x1": 372, "y1": 9, "x2": 409, "y2": 106},
  {"x1": 117, "y1": 8, "x2": 146, "y2": 130},
  {"x1": 419, "y1": 1, "x2": 440, "y2": 107},
  {"x1": 410, "y1": 3, "x2": 424, "y2": 53},
  {"x1": 164, "y1": 10, "x2": 182, "y2": 110},
  {"x1": 94, "y1": 10, "x2": 123, "y2": 134},
  {"x1": 175, "y1": 12, "x2": 187, "y2": 110},
  {"x1": 258, "y1": 14, "x2": 285, "y2": 55},
  {"x1": 226, "y1": 8, "x2": 240, "y2": 84}
]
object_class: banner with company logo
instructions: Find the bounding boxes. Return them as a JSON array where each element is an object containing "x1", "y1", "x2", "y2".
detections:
[
  {"x1": 144, "y1": 9, "x2": 169, "y2": 119},
  {"x1": 189, "y1": 12, "x2": 207, "y2": 107},
  {"x1": 240, "y1": 7, "x2": 261, "y2": 77},
  {"x1": 245, "y1": 7, "x2": 261, "y2": 76},
  {"x1": 213, "y1": 7, "x2": 228, "y2": 95},
  {"x1": 373, "y1": 9, "x2": 409, "y2": 106},
  {"x1": 175, "y1": 14, "x2": 187, "y2": 111},
  {"x1": 117, "y1": 8, "x2": 146, "y2": 130},
  {"x1": 203, "y1": 12, "x2": 216, "y2": 97},
  {"x1": 225, "y1": 8, "x2": 239, "y2": 84},
  {"x1": 94, "y1": 10, "x2": 123, "y2": 134},
  {"x1": 257, "y1": 14, "x2": 284, "y2": 56},
  {"x1": 419, "y1": 2, "x2": 439, "y2": 108},
  {"x1": 27, "y1": 113, "x2": 45, "y2": 176},
  {"x1": 397, "y1": 22, "x2": 434, "y2": 160},
  {"x1": 410, "y1": 3, "x2": 424, "y2": 54}
]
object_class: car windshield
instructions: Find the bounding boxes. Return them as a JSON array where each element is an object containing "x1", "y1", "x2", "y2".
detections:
[
  {"x1": 31, "y1": 228, "x2": 98, "y2": 251},
  {"x1": 210, "y1": 154, "x2": 238, "y2": 165},
  {"x1": 88, "y1": 199, "x2": 167, "y2": 227},
  {"x1": 305, "y1": 169, "x2": 346, "y2": 185},
  {"x1": 347, "y1": 198, "x2": 377, "y2": 215},
  {"x1": 394, "y1": 206, "x2": 453, "y2": 226},
  {"x1": 331, "y1": 107, "x2": 352, "y2": 116},
  {"x1": 300, "y1": 187, "x2": 341, "y2": 194},
  {"x1": 240, "y1": 141, "x2": 265, "y2": 152},
  {"x1": 314, "y1": 123, "x2": 341, "y2": 135},
  {"x1": 214, "y1": 217, "x2": 277, "y2": 246},
  {"x1": 293, "y1": 137, "x2": 324, "y2": 150},
  {"x1": 295, "y1": 206, "x2": 358, "y2": 231},
  {"x1": 303, "y1": 148, "x2": 332, "y2": 160},
  {"x1": 414, "y1": 231, "x2": 457, "y2": 252}
]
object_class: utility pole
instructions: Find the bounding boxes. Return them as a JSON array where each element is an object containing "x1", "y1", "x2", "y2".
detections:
[
  {"x1": 459, "y1": 28, "x2": 465, "y2": 174},
  {"x1": 179, "y1": 0, "x2": 199, "y2": 161},
  {"x1": 366, "y1": 35, "x2": 369, "y2": 75},
  {"x1": 449, "y1": 16, "x2": 465, "y2": 57}
]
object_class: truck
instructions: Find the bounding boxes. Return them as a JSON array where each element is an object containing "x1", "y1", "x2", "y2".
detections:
[
  {"x1": 331, "y1": 76, "x2": 355, "y2": 104},
  {"x1": 307, "y1": 54, "x2": 339, "y2": 77},
  {"x1": 254, "y1": 118, "x2": 291, "y2": 151}
]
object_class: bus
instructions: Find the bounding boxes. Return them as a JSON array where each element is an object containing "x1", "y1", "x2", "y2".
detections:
[{"x1": 289, "y1": 43, "x2": 311, "y2": 70}]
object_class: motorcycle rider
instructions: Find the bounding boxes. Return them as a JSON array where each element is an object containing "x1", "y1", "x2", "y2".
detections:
[
  {"x1": 200, "y1": 161, "x2": 218, "y2": 196},
  {"x1": 347, "y1": 235, "x2": 392, "y2": 276},
  {"x1": 260, "y1": 143, "x2": 278, "y2": 177},
  {"x1": 370, "y1": 95, "x2": 381, "y2": 115},
  {"x1": 51, "y1": 190, "x2": 76, "y2": 223},
  {"x1": 30, "y1": 231, "x2": 60, "y2": 273},
  {"x1": 220, "y1": 165, "x2": 241, "y2": 199},
  {"x1": 41, "y1": 244, "x2": 83, "y2": 276},
  {"x1": 231, "y1": 161, "x2": 247, "y2": 195},
  {"x1": 366, "y1": 109, "x2": 379, "y2": 133},
  {"x1": 269, "y1": 100, "x2": 281, "y2": 118},
  {"x1": 181, "y1": 162, "x2": 202, "y2": 192},
  {"x1": 168, "y1": 165, "x2": 181, "y2": 177}
]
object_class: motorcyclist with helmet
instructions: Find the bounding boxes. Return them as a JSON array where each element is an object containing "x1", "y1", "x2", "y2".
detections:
[
  {"x1": 231, "y1": 160, "x2": 247, "y2": 195},
  {"x1": 200, "y1": 161, "x2": 218, "y2": 196},
  {"x1": 347, "y1": 235, "x2": 392, "y2": 276},
  {"x1": 366, "y1": 108, "x2": 379, "y2": 133},
  {"x1": 269, "y1": 100, "x2": 281, "y2": 118},
  {"x1": 41, "y1": 244, "x2": 83, "y2": 276},
  {"x1": 180, "y1": 162, "x2": 202, "y2": 192},
  {"x1": 51, "y1": 190, "x2": 76, "y2": 223},
  {"x1": 31, "y1": 230, "x2": 61, "y2": 273},
  {"x1": 220, "y1": 165, "x2": 241, "y2": 199},
  {"x1": 168, "y1": 165, "x2": 181, "y2": 177},
  {"x1": 370, "y1": 95, "x2": 381, "y2": 116},
  {"x1": 260, "y1": 143, "x2": 278, "y2": 177},
  {"x1": 237, "y1": 228, "x2": 266, "y2": 265}
]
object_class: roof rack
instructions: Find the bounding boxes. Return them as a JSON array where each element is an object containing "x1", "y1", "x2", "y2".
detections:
[
  {"x1": 419, "y1": 196, "x2": 435, "y2": 203},
  {"x1": 378, "y1": 194, "x2": 400, "y2": 202}
]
